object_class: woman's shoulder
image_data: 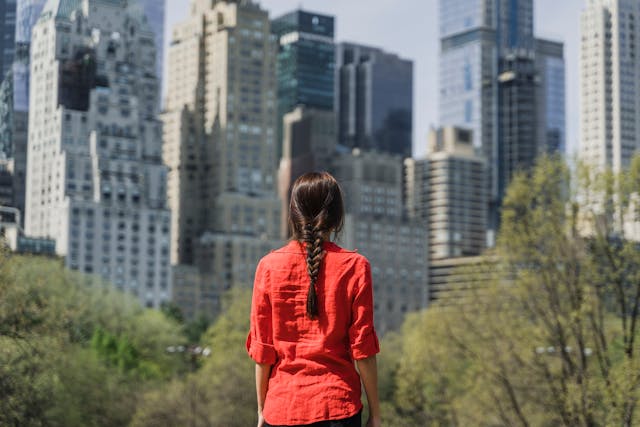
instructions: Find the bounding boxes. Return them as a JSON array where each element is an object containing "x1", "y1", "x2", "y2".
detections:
[{"x1": 258, "y1": 241, "x2": 370, "y2": 266}]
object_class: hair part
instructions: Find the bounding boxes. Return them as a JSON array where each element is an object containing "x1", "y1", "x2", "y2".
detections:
[{"x1": 289, "y1": 172, "x2": 345, "y2": 318}]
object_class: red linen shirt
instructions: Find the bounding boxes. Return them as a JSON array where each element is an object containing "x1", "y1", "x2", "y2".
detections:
[{"x1": 246, "y1": 240, "x2": 380, "y2": 426}]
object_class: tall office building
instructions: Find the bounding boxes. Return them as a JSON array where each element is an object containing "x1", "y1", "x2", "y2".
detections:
[
  {"x1": 0, "y1": 160, "x2": 12, "y2": 206},
  {"x1": 164, "y1": 0, "x2": 281, "y2": 317},
  {"x1": 277, "y1": 106, "x2": 335, "y2": 238},
  {"x1": 25, "y1": 0, "x2": 171, "y2": 307},
  {"x1": 332, "y1": 149, "x2": 428, "y2": 332},
  {"x1": 0, "y1": 0, "x2": 46, "y2": 223},
  {"x1": 536, "y1": 39, "x2": 565, "y2": 154},
  {"x1": 272, "y1": 10, "x2": 334, "y2": 157},
  {"x1": 406, "y1": 126, "x2": 487, "y2": 260},
  {"x1": 580, "y1": 0, "x2": 640, "y2": 173},
  {"x1": 439, "y1": 0, "x2": 565, "y2": 234},
  {"x1": 336, "y1": 42, "x2": 413, "y2": 158},
  {"x1": 0, "y1": 0, "x2": 16, "y2": 78},
  {"x1": 135, "y1": 0, "x2": 165, "y2": 89}
]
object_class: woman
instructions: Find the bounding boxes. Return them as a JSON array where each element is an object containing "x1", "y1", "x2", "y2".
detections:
[{"x1": 247, "y1": 172, "x2": 381, "y2": 427}]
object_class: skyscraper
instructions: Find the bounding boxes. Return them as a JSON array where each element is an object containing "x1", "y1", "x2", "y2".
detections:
[
  {"x1": 536, "y1": 39, "x2": 565, "y2": 154},
  {"x1": 26, "y1": 0, "x2": 171, "y2": 307},
  {"x1": 336, "y1": 42, "x2": 413, "y2": 158},
  {"x1": 405, "y1": 126, "x2": 487, "y2": 260},
  {"x1": 164, "y1": 0, "x2": 281, "y2": 317},
  {"x1": 15, "y1": 0, "x2": 45, "y2": 47},
  {"x1": 0, "y1": 0, "x2": 46, "y2": 222},
  {"x1": 272, "y1": 10, "x2": 334, "y2": 111},
  {"x1": 135, "y1": 0, "x2": 165, "y2": 89},
  {"x1": 272, "y1": 10, "x2": 335, "y2": 160},
  {"x1": 277, "y1": 106, "x2": 335, "y2": 238},
  {"x1": 439, "y1": 0, "x2": 565, "y2": 234},
  {"x1": 580, "y1": 0, "x2": 640, "y2": 173},
  {"x1": 0, "y1": 0, "x2": 16, "y2": 79}
]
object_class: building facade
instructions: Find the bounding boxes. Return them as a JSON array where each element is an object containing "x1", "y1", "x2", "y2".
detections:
[
  {"x1": 0, "y1": 0, "x2": 50, "y2": 224},
  {"x1": 136, "y1": 0, "x2": 164, "y2": 85},
  {"x1": 0, "y1": 160, "x2": 12, "y2": 207},
  {"x1": 406, "y1": 126, "x2": 487, "y2": 260},
  {"x1": 277, "y1": 106, "x2": 335, "y2": 238},
  {"x1": 25, "y1": 0, "x2": 171, "y2": 307},
  {"x1": 164, "y1": 0, "x2": 282, "y2": 318},
  {"x1": 439, "y1": 0, "x2": 565, "y2": 235},
  {"x1": 331, "y1": 149, "x2": 428, "y2": 332},
  {"x1": 336, "y1": 42, "x2": 413, "y2": 158},
  {"x1": 580, "y1": 0, "x2": 640, "y2": 173},
  {"x1": 0, "y1": 0, "x2": 16, "y2": 78},
  {"x1": 272, "y1": 10, "x2": 334, "y2": 159},
  {"x1": 428, "y1": 255, "x2": 494, "y2": 305},
  {"x1": 536, "y1": 39, "x2": 565, "y2": 155}
]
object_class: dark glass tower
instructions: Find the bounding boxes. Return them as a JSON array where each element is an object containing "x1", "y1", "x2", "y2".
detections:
[
  {"x1": 336, "y1": 42, "x2": 413, "y2": 158},
  {"x1": 0, "y1": 0, "x2": 16, "y2": 79},
  {"x1": 272, "y1": 10, "x2": 335, "y2": 159}
]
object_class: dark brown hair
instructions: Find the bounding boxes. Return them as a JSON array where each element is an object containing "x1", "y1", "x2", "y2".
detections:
[{"x1": 289, "y1": 172, "x2": 345, "y2": 318}]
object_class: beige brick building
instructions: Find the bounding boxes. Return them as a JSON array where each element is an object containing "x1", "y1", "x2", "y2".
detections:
[{"x1": 164, "y1": 0, "x2": 282, "y2": 318}]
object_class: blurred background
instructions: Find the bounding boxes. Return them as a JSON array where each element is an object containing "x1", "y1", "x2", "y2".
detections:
[{"x1": 2, "y1": 0, "x2": 640, "y2": 425}]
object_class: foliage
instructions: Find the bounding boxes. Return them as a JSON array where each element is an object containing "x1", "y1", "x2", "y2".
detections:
[
  {"x1": 6, "y1": 155, "x2": 640, "y2": 426},
  {"x1": 131, "y1": 288, "x2": 255, "y2": 427},
  {"x1": 379, "y1": 155, "x2": 640, "y2": 426},
  {"x1": 0, "y1": 250, "x2": 185, "y2": 426}
]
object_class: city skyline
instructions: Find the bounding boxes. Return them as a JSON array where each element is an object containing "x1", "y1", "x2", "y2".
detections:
[{"x1": 165, "y1": 0, "x2": 583, "y2": 158}]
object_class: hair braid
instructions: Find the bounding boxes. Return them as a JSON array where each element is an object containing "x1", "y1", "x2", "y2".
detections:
[
  {"x1": 289, "y1": 172, "x2": 345, "y2": 319},
  {"x1": 303, "y1": 223, "x2": 324, "y2": 318}
]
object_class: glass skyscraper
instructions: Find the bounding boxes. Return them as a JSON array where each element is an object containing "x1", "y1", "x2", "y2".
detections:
[
  {"x1": 15, "y1": 0, "x2": 44, "y2": 46},
  {"x1": 439, "y1": 0, "x2": 565, "y2": 236},
  {"x1": 135, "y1": 0, "x2": 165, "y2": 86},
  {"x1": 11, "y1": 0, "x2": 46, "y2": 117},
  {"x1": 0, "y1": 0, "x2": 16, "y2": 79},
  {"x1": 272, "y1": 10, "x2": 335, "y2": 159},
  {"x1": 337, "y1": 43, "x2": 413, "y2": 158},
  {"x1": 536, "y1": 39, "x2": 565, "y2": 155},
  {"x1": 272, "y1": 10, "x2": 335, "y2": 111}
]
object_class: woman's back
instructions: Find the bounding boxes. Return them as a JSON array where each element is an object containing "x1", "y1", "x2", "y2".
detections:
[
  {"x1": 248, "y1": 240, "x2": 378, "y2": 425},
  {"x1": 247, "y1": 172, "x2": 380, "y2": 427}
]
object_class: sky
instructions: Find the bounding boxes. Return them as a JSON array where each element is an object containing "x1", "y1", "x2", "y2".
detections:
[{"x1": 164, "y1": 0, "x2": 584, "y2": 158}]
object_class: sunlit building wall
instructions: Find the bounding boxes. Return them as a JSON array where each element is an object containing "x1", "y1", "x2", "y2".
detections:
[
  {"x1": 26, "y1": 0, "x2": 171, "y2": 308},
  {"x1": 580, "y1": 0, "x2": 640, "y2": 173}
]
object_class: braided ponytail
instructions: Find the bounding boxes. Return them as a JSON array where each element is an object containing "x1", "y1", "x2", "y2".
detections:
[
  {"x1": 288, "y1": 172, "x2": 345, "y2": 320},
  {"x1": 302, "y1": 223, "x2": 324, "y2": 318}
]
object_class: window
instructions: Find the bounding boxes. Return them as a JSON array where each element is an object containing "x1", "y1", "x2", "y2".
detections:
[{"x1": 465, "y1": 100, "x2": 473, "y2": 123}]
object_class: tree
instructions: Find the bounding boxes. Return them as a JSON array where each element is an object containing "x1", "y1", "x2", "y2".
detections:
[
  {"x1": 0, "y1": 250, "x2": 186, "y2": 426},
  {"x1": 387, "y1": 155, "x2": 640, "y2": 426},
  {"x1": 132, "y1": 288, "x2": 256, "y2": 427}
]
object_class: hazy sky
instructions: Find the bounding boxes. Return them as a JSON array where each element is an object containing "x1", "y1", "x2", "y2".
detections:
[{"x1": 164, "y1": 0, "x2": 584, "y2": 158}]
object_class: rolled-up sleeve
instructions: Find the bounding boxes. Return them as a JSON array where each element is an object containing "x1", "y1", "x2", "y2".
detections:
[
  {"x1": 246, "y1": 259, "x2": 277, "y2": 365},
  {"x1": 348, "y1": 259, "x2": 380, "y2": 360}
]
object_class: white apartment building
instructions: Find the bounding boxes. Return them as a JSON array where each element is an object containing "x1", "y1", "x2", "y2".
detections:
[
  {"x1": 26, "y1": 0, "x2": 171, "y2": 307},
  {"x1": 580, "y1": 0, "x2": 640, "y2": 172}
]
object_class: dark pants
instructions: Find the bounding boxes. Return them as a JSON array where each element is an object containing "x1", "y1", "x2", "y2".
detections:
[{"x1": 264, "y1": 410, "x2": 362, "y2": 427}]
